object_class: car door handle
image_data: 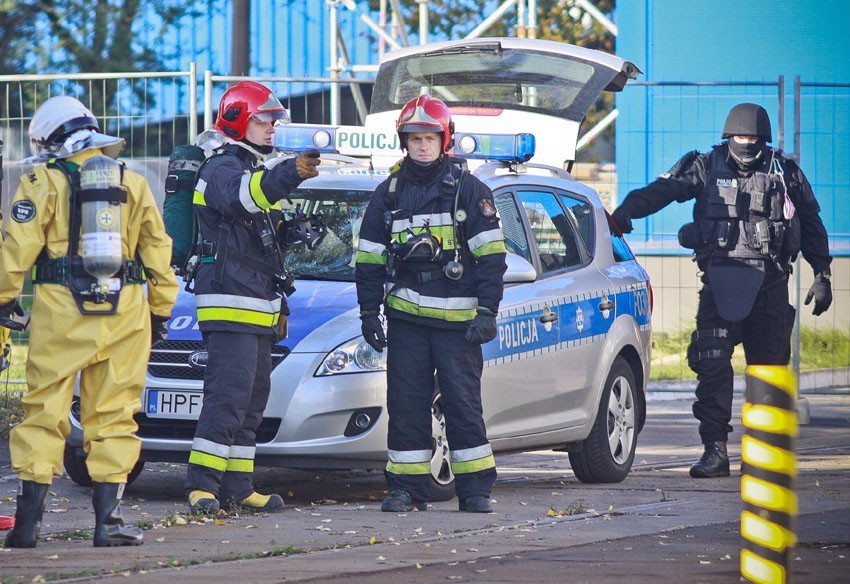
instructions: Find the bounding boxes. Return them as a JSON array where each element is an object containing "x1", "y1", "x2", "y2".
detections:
[
  {"x1": 598, "y1": 298, "x2": 614, "y2": 311},
  {"x1": 540, "y1": 312, "x2": 558, "y2": 324}
]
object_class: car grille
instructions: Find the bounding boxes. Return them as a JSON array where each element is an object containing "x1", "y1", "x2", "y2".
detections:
[
  {"x1": 134, "y1": 413, "x2": 282, "y2": 443},
  {"x1": 148, "y1": 340, "x2": 290, "y2": 380}
]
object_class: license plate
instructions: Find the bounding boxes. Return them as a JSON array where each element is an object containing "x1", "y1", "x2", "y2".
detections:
[{"x1": 145, "y1": 389, "x2": 203, "y2": 419}]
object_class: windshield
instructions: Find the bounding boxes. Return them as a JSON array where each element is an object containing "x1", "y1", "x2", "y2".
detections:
[
  {"x1": 371, "y1": 43, "x2": 613, "y2": 121},
  {"x1": 281, "y1": 189, "x2": 373, "y2": 282}
]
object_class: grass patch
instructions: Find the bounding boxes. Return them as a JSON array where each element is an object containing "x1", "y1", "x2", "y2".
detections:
[
  {"x1": 650, "y1": 327, "x2": 850, "y2": 381},
  {"x1": 0, "y1": 342, "x2": 27, "y2": 439}
]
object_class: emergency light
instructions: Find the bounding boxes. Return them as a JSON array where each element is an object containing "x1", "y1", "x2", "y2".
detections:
[
  {"x1": 452, "y1": 132, "x2": 536, "y2": 163},
  {"x1": 274, "y1": 125, "x2": 338, "y2": 154}
]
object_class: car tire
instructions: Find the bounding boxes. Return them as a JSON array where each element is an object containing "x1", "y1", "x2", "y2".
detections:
[
  {"x1": 429, "y1": 392, "x2": 456, "y2": 502},
  {"x1": 63, "y1": 445, "x2": 146, "y2": 487},
  {"x1": 569, "y1": 356, "x2": 638, "y2": 483}
]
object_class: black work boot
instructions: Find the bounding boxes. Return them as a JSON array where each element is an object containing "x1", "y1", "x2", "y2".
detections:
[
  {"x1": 92, "y1": 483, "x2": 143, "y2": 547},
  {"x1": 4, "y1": 480, "x2": 49, "y2": 548},
  {"x1": 381, "y1": 490, "x2": 427, "y2": 512},
  {"x1": 459, "y1": 495, "x2": 494, "y2": 513},
  {"x1": 689, "y1": 441, "x2": 730, "y2": 478}
]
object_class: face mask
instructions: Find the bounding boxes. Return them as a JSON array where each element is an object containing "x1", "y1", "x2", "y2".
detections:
[{"x1": 728, "y1": 139, "x2": 765, "y2": 169}]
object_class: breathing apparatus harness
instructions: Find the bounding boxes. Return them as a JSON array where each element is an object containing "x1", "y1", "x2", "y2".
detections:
[
  {"x1": 32, "y1": 159, "x2": 145, "y2": 315},
  {"x1": 383, "y1": 160, "x2": 468, "y2": 286}
]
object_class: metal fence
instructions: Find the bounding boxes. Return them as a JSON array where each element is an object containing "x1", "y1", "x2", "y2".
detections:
[{"x1": 0, "y1": 69, "x2": 846, "y2": 390}]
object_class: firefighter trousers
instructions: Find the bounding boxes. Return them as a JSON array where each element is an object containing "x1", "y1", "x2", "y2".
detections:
[
  {"x1": 385, "y1": 318, "x2": 496, "y2": 503},
  {"x1": 184, "y1": 331, "x2": 273, "y2": 501}
]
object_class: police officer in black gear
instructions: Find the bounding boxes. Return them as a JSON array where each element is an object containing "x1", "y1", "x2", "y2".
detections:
[{"x1": 612, "y1": 103, "x2": 832, "y2": 478}]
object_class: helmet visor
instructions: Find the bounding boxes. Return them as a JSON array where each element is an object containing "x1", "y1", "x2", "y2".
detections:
[{"x1": 252, "y1": 110, "x2": 291, "y2": 125}]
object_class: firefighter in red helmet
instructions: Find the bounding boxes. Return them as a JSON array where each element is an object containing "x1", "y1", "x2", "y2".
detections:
[
  {"x1": 184, "y1": 81, "x2": 321, "y2": 514},
  {"x1": 355, "y1": 94, "x2": 507, "y2": 513}
]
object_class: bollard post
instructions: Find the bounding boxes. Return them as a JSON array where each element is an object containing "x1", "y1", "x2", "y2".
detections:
[{"x1": 740, "y1": 365, "x2": 798, "y2": 584}]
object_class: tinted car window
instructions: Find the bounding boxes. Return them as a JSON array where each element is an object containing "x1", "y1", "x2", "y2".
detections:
[
  {"x1": 606, "y1": 213, "x2": 635, "y2": 262},
  {"x1": 559, "y1": 193, "x2": 593, "y2": 255},
  {"x1": 493, "y1": 192, "x2": 530, "y2": 260},
  {"x1": 519, "y1": 190, "x2": 583, "y2": 272}
]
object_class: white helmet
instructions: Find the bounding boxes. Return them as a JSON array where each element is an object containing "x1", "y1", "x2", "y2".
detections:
[{"x1": 27, "y1": 96, "x2": 123, "y2": 161}]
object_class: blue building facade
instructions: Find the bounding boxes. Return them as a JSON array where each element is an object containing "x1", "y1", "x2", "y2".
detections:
[{"x1": 615, "y1": 0, "x2": 850, "y2": 255}]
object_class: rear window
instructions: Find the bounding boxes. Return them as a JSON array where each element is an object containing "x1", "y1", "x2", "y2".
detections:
[{"x1": 371, "y1": 43, "x2": 613, "y2": 122}]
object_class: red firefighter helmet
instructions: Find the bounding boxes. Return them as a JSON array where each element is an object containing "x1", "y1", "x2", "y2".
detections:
[
  {"x1": 214, "y1": 81, "x2": 290, "y2": 140},
  {"x1": 396, "y1": 93, "x2": 454, "y2": 153}
]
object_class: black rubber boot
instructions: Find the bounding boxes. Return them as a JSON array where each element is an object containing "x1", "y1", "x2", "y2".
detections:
[
  {"x1": 381, "y1": 490, "x2": 427, "y2": 512},
  {"x1": 92, "y1": 483, "x2": 143, "y2": 547},
  {"x1": 689, "y1": 441, "x2": 730, "y2": 478},
  {"x1": 4, "y1": 480, "x2": 49, "y2": 548},
  {"x1": 459, "y1": 495, "x2": 494, "y2": 513}
]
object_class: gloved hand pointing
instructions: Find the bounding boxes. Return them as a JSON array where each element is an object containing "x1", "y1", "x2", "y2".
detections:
[
  {"x1": 295, "y1": 149, "x2": 321, "y2": 179},
  {"x1": 360, "y1": 312, "x2": 387, "y2": 352},
  {"x1": 804, "y1": 271, "x2": 832, "y2": 316},
  {"x1": 465, "y1": 307, "x2": 498, "y2": 344}
]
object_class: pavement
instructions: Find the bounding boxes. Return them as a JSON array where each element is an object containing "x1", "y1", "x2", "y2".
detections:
[{"x1": 0, "y1": 392, "x2": 848, "y2": 583}]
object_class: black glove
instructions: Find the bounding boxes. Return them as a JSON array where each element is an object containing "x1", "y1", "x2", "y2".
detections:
[
  {"x1": 360, "y1": 312, "x2": 387, "y2": 352},
  {"x1": 804, "y1": 271, "x2": 832, "y2": 316},
  {"x1": 0, "y1": 299, "x2": 26, "y2": 331},
  {"x1": 611, "y1": 207, "x2": 633, "y2": 234},
  {"x1": 151, "y1": 314, "x2": 170, "y2": 346},
  {"x1": 465, "y1": 307, "x2": 498, "y2": 344}
]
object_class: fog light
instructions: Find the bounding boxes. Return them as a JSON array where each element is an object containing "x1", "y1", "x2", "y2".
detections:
[
  {"x1": 344, "y1": 407, "x2": 381, "y2": 437},
  {"x1": 70, "y1": 397, "x2": 81, "y2": 421}
]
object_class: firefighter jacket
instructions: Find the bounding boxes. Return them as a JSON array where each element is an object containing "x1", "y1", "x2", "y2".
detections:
[
  {"x1": 192, "y1": 143, "x2": 304, "y2": 334},
  {"x1": 617, "y1": 143, "x2": 832, "y2": 276},
  {"x1": 355, "y1": 156, "x2": 507, "y2": 329}
]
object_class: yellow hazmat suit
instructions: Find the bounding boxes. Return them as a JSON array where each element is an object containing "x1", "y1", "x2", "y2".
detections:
[{"x1": 0, "y1": 148, "x2": 178, "y2": 484}]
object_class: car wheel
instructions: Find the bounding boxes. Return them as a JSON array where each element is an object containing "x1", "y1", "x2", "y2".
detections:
[
  {"x1": 429, "y1": 392, "x2": 456, "y2": 502},
  {"x1": 63, "y1": 445, "x2": 146, "y2": 487},
  {"x1": 569, "y1": 356, "x2": 638, "y2": 483}
]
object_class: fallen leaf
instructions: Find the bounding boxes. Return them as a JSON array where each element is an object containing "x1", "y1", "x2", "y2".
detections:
[
  {"x1": 155, "y1": 537, "x2": 165, "y2": 542},
  {"x1": 45, "y1": 554, "x2": 59, "y2": 560}
]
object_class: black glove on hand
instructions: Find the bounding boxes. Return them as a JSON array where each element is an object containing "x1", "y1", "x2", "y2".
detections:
[
  {"x1": 465, "y1": 307, "x2": 498, "y2": 344},
  {"x1": 360, "y1": 312, "x2": 387, "y2": 352},
  {"x1": 295, "y1": 149, "x2": 321, "y2": 179},
  {"x1": 151, "y1": 314, "x2": 170, "y2": 346},
  {"x1": 611, "y1": 207, "x2": 633, "y2": 234},
  {"x1": 0, "y1": 299, "x2": 26, "y2": 331},
  {"x1": 804, "y1": 272, "x2": 832, "y2": 316}
]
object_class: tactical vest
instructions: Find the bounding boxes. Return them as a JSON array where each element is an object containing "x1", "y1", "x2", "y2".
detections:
[{"x1": 694, "y1": 149, "x2": 800, "y2": 270}]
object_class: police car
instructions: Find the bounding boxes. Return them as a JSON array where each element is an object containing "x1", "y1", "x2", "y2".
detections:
[{"x1": 64, "y1": 38, "x2": 651, "y2": 496}]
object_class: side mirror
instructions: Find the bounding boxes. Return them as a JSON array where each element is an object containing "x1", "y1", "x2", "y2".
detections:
[{"x1": 503, "y1": 253, "x2": 537, "y2": 283}]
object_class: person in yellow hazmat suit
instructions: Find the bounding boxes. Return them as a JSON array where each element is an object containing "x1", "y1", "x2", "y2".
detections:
[{"x1": 0, "y1": 96, "x2": 178, "y2": 548}]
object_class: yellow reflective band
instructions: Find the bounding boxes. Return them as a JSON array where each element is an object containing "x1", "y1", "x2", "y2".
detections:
[
  {"x1": 741, "y1": 548, "x2": 786, "y2": 584},
  {"x1": 249, "y1": 170, "x2": 274, "y2": 210},
  {"x1": 450, "y1": 454, "x2": 496, "y2": 475},
  {"x1": 386, "y1": 295, "x2": 476, "y2": 322},
  {"x1": 741, "y1": 510, "x2": 797, "y2": 552},
  {"x1": 385, "y1": 460, "x2": 431, "y2": 476},
  {"x1": 741, "y1": 435, "x2": 796, "y2": 476},
  {"x1": 472, "y1": 240, "x2": 507, "y2": 258},
  {"x1": 742, "y1": 403, "x2": 798, "y2": 437},
  {"x1": 197, "y1": 306, "x2": 279, "y2": 327},
  {"x1": 741, "y1": 475, "x2": 798, "y2": 514},
  {"x1": 189, "y1": 450, "x2": 227, "y2": 472},
  {"x1": 193, "y1": 190, "x2": 207, "y2": 206},
  {"x1": 355, "y1": 251, "x2": 387, "y2": 265},
  {"x1": 226, "y1": 458, "x2": 254, "y2": 473},
  {"x1": 746, "y1": 365, "x2": 797, "y2": 398}
]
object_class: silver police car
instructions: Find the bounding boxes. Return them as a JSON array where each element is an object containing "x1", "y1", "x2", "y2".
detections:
[{"x1": 65, "y1": 38, "x2": 651, "y2": 499}]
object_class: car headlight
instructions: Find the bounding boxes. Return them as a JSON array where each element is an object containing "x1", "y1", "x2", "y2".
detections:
[{"x1": 316, "y1": 337, "x2": 387, "y2": 376}]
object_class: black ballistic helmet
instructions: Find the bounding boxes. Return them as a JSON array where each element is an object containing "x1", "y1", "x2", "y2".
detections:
[{"x1": 721, "y1": 103, "x2": 772, "y2": 142}]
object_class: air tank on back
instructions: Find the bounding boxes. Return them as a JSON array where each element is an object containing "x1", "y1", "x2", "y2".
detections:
[{"x1": 79, "y1": 155, "x2": 124, "y2": 294}]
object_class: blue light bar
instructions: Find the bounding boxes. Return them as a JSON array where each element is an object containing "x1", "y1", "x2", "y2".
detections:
[
  {"x1": 274, "y1": 125, "x2": 339, "y2": 153},
  {"x1": 452, "y1": 132, "x2": 536, "y2": 162}
]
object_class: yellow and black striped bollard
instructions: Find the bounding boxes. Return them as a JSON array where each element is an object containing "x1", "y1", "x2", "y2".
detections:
[{"x1": 740, "y1": 365, "x2": 798, "y2": 584}]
